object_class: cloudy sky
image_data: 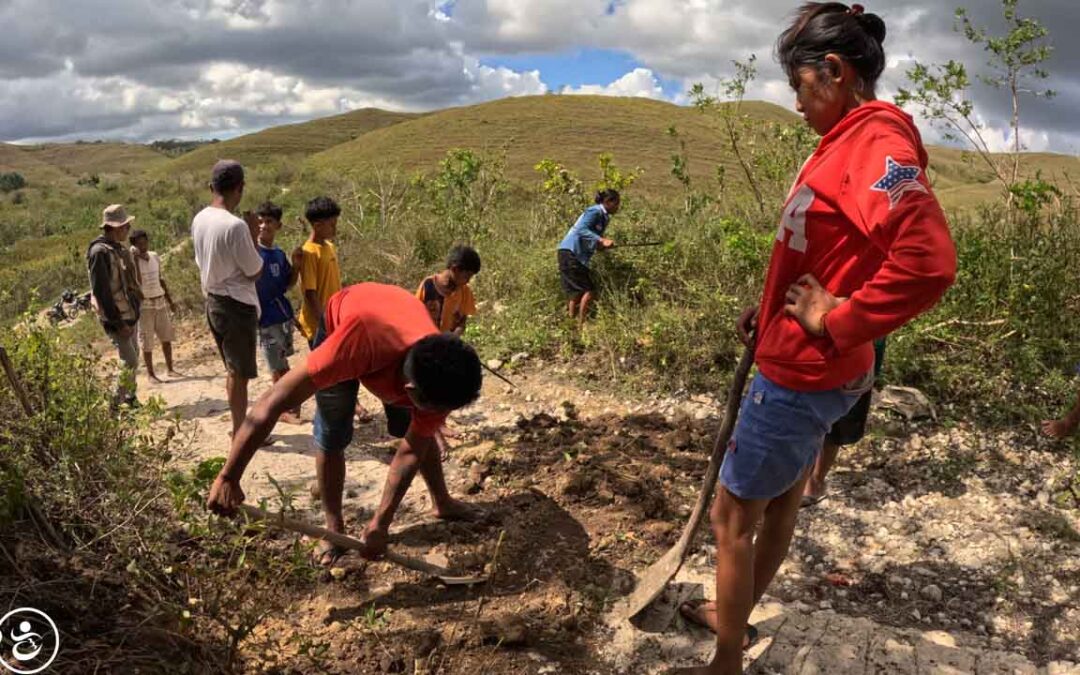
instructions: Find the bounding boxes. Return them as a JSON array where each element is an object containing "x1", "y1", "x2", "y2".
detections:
[{"x1": 1, "y1": 0, "x2": 1073, "y2": 153}]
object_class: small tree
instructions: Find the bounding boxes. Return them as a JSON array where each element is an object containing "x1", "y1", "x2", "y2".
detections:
[
  {"x1": 691, "y1": 55, "x2": 766, "y2": 214},
  {"x1": 595, "y1": 152, "x2": 642, "y2": 194},
  {"x1": 0, "y1": 172, "x2": 27, "y2": 192},
  {"x1": 896, "y1": 0, "x2": 1054, "y2": 203},
  {"x1": 535, "y1": 158, "x2": 585, "y2": 226}
]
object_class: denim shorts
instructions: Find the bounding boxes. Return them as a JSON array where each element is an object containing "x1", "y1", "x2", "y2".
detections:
[
  {"x1": 310, "y1": 319, "x2": 413, "y2": 453},
  {"x1": 258, "y1": 320, "x2": 295, "y2": 373},
  {"x1": 720, "y1": 373, "x2": 865, "y2": 500}
]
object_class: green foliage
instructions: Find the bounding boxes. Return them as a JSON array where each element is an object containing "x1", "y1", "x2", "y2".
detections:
[
  {"x1": 898, "y1": 0, "x2": 1055, "y2": 201},
  {"x1": 595, "y1": 152, "x2": 642, "y2": 194},
  {"x1": 0, "y1": 171, "x2": 27, "y2": 192},
  {"x1": 535, "y1": 158, "x2": 586, "y2": 227},
  {"x1": 411, "y1": 148, "x2": 508, "y2": 257},
  {"x1": 0, "y1": 328, "x2": 315, "y2": 670}
]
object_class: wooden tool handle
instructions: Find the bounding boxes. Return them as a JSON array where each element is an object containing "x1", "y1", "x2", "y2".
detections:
[
  {"x1": 238, "y1": 504, "x2": 449, "y2": 578},
  {"x1": 674, "y1": 347, "x2": 755, "y2": 552}
]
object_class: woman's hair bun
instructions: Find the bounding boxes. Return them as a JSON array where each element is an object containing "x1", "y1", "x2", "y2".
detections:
[{"x1": 856, "y1": 11, "x2": 887, "y2": 45}]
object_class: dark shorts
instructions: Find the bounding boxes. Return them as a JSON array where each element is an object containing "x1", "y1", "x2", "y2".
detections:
[
  {"x1": 206, "y1": 294, "x2": 258, "y2": 380},
  {"x1": 558, "y1": 249, "x2": 594, "y2": 297},
  {"x1": 825, "y1": 338, "x2": 887, "y2": 446},
  {"x1": 310, "y1": 319, "x2": 413, "y2": 453}
]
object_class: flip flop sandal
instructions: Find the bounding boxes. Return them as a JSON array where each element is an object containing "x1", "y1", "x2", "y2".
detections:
[
  {"x1": 800, "y1": 493, "x2": 828, "y2": 508},
  {"x1": 678, "y1": 600, "x2": 759, "y2": 650}
]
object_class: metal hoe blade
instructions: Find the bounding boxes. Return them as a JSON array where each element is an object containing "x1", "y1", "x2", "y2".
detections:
[{"x1": 609, "y1": 347, "x2": 754, "y2": 622}]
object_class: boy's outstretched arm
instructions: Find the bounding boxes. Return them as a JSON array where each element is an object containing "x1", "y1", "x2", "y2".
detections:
[{"x1": 207, "y1": 366, "x2": 318, "y2": 514}]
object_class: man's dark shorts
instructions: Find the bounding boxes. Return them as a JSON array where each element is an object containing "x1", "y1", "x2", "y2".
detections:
[
  {"x1": 558, "y1": 249, "x2": 594, "y2": 297},
  {"x1": 206, "y1": 294, "x2": 258, "y2": 380},
  {"x1": 310, "y1": 318, "x2": 413, "y2": 453},
  {"x1": 825, "y1": 338, "x2": 887, "y2": 446}
]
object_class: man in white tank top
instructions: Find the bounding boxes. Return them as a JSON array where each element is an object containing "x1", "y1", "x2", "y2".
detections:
[{"x1": 130, "y1": 229, "x2": 179, "y2": 382}]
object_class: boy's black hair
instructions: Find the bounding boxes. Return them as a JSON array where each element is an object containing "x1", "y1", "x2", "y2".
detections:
[
  {"x1": 305, "y1": 196, "x2": 341, "y2": 224},
  {"x1": 255, "y1": 201, "x2": 283, "y2": 222},
  {"x1": 776, "y1": 3, "x2": 887, "y2": 94},
  {"x1": 446, "y1": 245, "x2": 481, "y2": 274},
  {"x1": 129, "y1": 229, "x2": 148, "y2": 242},
  {"x1": 403, "y1": 334, "x2": 482, "y2": 410},
  {"x1": 594, "y1": 189, "x2": 620, "y2": 205}
]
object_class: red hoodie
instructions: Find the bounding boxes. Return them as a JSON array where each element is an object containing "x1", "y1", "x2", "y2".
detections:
[{"x1": 756, "y1": 101, "x2": 957, "y2": 392}]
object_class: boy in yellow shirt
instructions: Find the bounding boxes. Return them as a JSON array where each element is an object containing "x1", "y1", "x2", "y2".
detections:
[
  {"x1": 416, "y1": 245, "x2": 480, "y2": 336},
  {"x1": 296, "y1": 196, "x2": 342, "y2": 347}
]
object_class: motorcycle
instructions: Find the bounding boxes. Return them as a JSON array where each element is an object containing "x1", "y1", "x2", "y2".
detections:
[{"x1": 47, "y1": 289, "x2": 93, "y2": 324}]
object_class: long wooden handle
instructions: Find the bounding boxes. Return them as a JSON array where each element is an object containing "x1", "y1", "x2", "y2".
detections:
[
  {"x1": 0, "y1": 346, "x2": 35, "y2": 417},
  {"x1": 673, "y1": 347, "x2": 755, "y2": 552},
  {"x1": 241, "y1": 503, "x2": 490, "y2": 583}
]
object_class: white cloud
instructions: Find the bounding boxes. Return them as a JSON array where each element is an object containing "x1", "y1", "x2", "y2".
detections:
[
  {"x1": 0, "y1": 0, "x2": 1072, "y2": 150},
  {"x1": 562, "y1": 68, "x2": 664, "y2": 99}
]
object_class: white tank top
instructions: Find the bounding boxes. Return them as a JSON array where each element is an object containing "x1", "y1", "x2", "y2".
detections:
[{"x1": 135, "y1": 251, "x2": 165, "y2": 299}]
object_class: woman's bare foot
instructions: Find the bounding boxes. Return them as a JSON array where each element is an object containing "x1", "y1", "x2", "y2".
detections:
[
  {"x1": 148, "y1": 373, "x2": 163, "y2": 384},
  {"x1": 167, "y1": 369, "x2": 184, "y2": 379},
  {"x1": 431, "y1": 498, "x2": 482, "y2": 522},
  {"x1": 1042, "y1": 418, "x2": 1077, "y2": 439},
  {"x1": 355, "y1": 404, "x2": 374, "y2": 423}
]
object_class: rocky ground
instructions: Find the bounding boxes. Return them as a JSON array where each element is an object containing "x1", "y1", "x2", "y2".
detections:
[{"x1": 126, "y1": 319, "x2": 1080, "y2": 673}]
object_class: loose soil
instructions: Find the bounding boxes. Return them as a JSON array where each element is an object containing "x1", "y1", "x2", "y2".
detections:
[{"x1": 127, "y1": 320, "x2": 1080, "y2": 673}]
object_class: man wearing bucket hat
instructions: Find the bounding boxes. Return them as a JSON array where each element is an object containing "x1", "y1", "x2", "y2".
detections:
[
  {"x1": 87, "y1": 204, "x2": 143, "y2": 408},
  {"x1": 192, "y1": 160, "x2": 264, "y2": 436}
]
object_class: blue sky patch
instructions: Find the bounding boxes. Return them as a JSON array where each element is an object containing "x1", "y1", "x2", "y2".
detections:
[{"x1": 482, "y1": 48, "x2": 644, "y2": 90}]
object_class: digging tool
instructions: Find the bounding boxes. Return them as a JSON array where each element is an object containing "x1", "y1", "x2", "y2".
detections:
[
  {"x1": 481, "y1": 361, "x2": 517, "y2": 389},
  {"x1": 609, "y1": 346, "x2": 755, "y2": 622},
  {"x1": 611, "y1": 240, "x2": 665, "y2": 248},
  {"x1": 238, "y1": 504, "x2": 488, "y2": 586}
]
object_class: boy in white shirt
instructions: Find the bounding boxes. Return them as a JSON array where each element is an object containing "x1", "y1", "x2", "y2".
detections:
[{"x1": 129, "y1": 229, "x2": 179, "y2": 382}]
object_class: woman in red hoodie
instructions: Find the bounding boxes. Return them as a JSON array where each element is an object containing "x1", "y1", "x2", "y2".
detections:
[{"x1": 674, "y1": 4, "x2": 956, "y2": 674}]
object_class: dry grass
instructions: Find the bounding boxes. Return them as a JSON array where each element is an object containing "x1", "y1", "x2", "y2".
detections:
[
  {"x1": 165, "y1": 107, "x2": 421, "y2": 174},
  {"x1": 306, "y1": 95, "x2": 800, "y2": 197},
  {"x1": 0, "y1": 142, "x2": 74, "y2": 187},
  {"x1": 20, "y1": 142, "x2": 170, "y2": 177}
]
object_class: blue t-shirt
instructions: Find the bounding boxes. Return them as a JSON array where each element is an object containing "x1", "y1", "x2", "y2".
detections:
[
  {"x1": 256, "y1": 245, "x2": 294, "y2": 327},
  {"x1": 558, "y1": 204, "x2": 609, "y2": 267}
]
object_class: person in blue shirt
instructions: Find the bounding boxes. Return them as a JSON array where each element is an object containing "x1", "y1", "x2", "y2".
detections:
[
  {"x1": 557, "y1": 189, "x2": 620, "y2": 328},
  {"x1": 255, "y1": 201, "x2": 303, "y2": 424}
]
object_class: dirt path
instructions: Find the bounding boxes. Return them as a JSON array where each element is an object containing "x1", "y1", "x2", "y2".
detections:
[{"x1": 135, "y1": 321, "x2": 1080, "y2": 673}]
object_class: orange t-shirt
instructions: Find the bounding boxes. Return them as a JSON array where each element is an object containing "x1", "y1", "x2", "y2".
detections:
[
  {"x1": 306, "y1": 283, "x2": 445, "y2": 436},
  {"x1": 415, "y1": 275, "x2": 477, "y2": 332}
]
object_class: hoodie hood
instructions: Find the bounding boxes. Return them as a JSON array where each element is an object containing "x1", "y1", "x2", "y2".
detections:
[{"x1": 817, "y1": 100, "x2": 929, "y2": 168}]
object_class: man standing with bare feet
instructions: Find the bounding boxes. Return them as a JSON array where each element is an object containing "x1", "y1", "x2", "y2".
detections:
[
  {"x1": 192, "y1": 160, "x2": 263, "y2": 437},
  {"x1": 206, "y1": 283, "x2": 483, "y2": 567},
  {"x1": 129, "y1": 229, "x2": 181, "y2": 382}
]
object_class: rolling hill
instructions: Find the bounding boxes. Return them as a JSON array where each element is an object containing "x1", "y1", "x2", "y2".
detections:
[
  {"x1": 306, "y1": 95, "x2": 799, "y2": 196},
  {"x1": 303, "y1": 95, "x2": 1079, "y2": 208},
  {"x1": 165, "y1": 108, "x2": 421, "y2": 175},
  {"x1": 20, "y1": 142, "x2": 169, "y2": 177},
  {"x1": 0, "y1": 143, "x2": 75, "y2": 187}
]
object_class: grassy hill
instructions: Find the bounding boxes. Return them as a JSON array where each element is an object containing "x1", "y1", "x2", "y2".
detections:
[
  {"x1": 302, "y1": 95, "x2": 1079, "y2": 209},
  {"x1": 166, "y1": 108, "x2": 421, "y2": 175},
  {"x1": 0, "y1": 143, "x2": 74, "y2": 187},
  {"x1": 306, "y1": 95, "x2": 799, "y2": 196},
  {"x1": 21, "y1": 142, "x2": 169, "y2": 177}
]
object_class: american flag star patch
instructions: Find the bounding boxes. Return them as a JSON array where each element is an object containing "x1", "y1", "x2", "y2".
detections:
[{"x1": 871, "y1": 156, "x2": 928, "y2": 208}]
